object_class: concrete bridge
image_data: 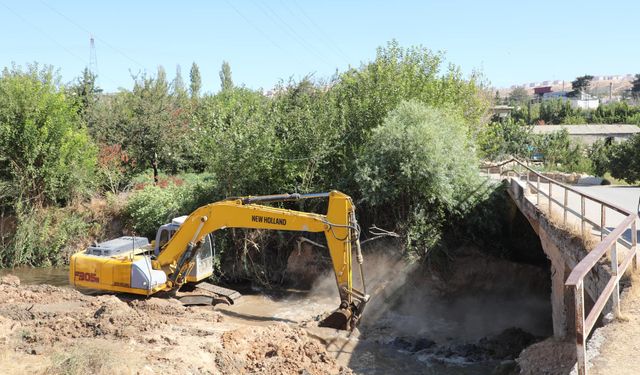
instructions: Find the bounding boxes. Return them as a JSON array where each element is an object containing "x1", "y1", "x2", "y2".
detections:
[{"x1": 485, "y1": 159, "x2": 639, "y2": 375}]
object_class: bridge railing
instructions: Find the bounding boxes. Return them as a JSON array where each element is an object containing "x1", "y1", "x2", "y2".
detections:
[{"x1": 484, "y1": 158, "x2": 638, "y2": 375}]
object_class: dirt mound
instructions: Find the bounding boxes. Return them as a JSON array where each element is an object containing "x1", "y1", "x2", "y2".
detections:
[
  {"x1": 1, "y1": 274, "x2": 20, "y2": 286},
  {"x1": 217, "y1": 324, "x2": 351, "y2": 375},
  {"x1": 0, "y1": 275, "x2": 352, "y2": 374}
]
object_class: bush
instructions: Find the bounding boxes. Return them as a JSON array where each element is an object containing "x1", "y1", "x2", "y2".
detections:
[
  {"x1": 356, "y1": 100, "x2": 483, "y2": 257},
  {"x1": 123, "y1": 173, "x2": 218, "y2": 237},
  {"x1": 1, "y1": 204, "x2": 90, "y2": 267}
]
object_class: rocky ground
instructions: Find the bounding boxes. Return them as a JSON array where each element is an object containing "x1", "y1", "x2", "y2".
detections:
[{"x1": 0, "y1": 274, "x2": 350, "y2": 375}]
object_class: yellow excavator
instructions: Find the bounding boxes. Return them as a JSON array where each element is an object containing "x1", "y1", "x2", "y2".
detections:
[{"x1": 69, "y1": 191, "x2": 369, "y2": 330}]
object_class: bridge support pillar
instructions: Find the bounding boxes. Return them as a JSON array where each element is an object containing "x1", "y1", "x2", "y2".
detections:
[{"x1": 539, "y1": 229, "x2": 568, "y2": 338}]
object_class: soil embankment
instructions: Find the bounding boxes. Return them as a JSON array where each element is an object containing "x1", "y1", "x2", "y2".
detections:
[{"x1": 0, "y1": 275, "x2": 349, "y2": 374}]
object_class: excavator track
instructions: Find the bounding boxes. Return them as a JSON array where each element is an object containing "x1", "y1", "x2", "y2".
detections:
[{"x1": 177, "y1": 282, "x2": 242, "y2": 306}]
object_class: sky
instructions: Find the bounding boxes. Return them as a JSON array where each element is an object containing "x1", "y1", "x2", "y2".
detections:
[{"x1": 0, "y1": 0, "x2": 638, "y2": 93}]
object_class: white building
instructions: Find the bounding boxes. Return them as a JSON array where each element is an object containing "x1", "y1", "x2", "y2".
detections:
[{"x1": 541, "y1": 91, "x2": 599, "y2": 109}]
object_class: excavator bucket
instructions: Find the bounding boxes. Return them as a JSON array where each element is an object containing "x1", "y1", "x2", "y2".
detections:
[
  {"x1": 320, "y1": 307, "x2": 353, "y2": 330},
  {"x1": 319, "y1": 297, "x2": 368, "y2": 331}
]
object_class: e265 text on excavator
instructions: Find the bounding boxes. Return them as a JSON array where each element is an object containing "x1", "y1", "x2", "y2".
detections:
[{"x1": 69, "y1": 191, "x2": 369, "y2": 330}]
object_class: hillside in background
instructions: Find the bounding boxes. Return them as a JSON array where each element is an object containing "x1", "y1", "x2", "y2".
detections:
[{"x1": 497, "y1": 74, "x2": 634, "y2": 98}]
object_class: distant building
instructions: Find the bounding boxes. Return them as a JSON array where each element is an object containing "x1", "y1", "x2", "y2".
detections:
[
  {"x1": 531, "y1": 124, "x2": 640, "y2": 145},
  {"x1": 543, "y1": 91, "x2": 570, "y2": 99},
  {"x1": 491, "y1": 105, "x2": 514, "y2": 119},
  {"x1": 539, "y1": 89, "x2": 599, "y2": 109},
  {"x1": 534, "y1": 86, "x2": 552, "y2": 95},
  {"x1": 569, "y1": 92, "x2": 599, "y2": 109}
]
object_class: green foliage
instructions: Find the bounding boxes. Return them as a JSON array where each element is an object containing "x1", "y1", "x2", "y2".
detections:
[
  {"x1": 0, "y1": 41, "x2": 493, "y2": 269},
  {"x1": 477, "y1": 119, "x2": 533, "y2": 160},
  {"x1": 326, "y1": 40, "x2": 488, "y2": 193},
  {"x1": 591, "y1": 101, "x2": 640, "y2": 124},
  {"x1": 539, "y1": 99, "x2": 581, "y2": 124},
  {"x1": 508, "y1": 87, "x2": 530, "y2": 105},
  {"x1": 356, "y1": 100, "x2": 482, "y2": 257},
  {"x1": 123, "y1": 173, "x2": 217, "y2": 237},
  {"x1": 90, "y1": 67, "x2": 199, "y2": 175},
  {"x1": 189, "y1": 62, "x2": 201, "y2": 98},
  {"x1": 195, "y1": 87, "x2": 274, "y2": 196},
  {"x1": 0, "y1": 64, "x2": 96, "y2": 207},
  {"x1": 588, "y1": 139, "x2": 612, "y2": 176},
  {"x1": 607, "y1": 135, "x2": 640, "y2": 184},
  {"x1": 219, "y1": 61, "x2": 234, "y2": 91},
  {"x1": 1, "y1": 204, "x2": 90, "y2": 267},
  {"x1": 534, "y1": 129, "x2": 589, "y2": 173},
  {"x1": 67, "y1": 67, "x2": 102, "y2": 125}
]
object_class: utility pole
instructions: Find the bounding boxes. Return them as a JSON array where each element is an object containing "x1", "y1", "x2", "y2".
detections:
[
  {"x1": 609, "y1": 82, "x2": 613, "y2": 101},
  {"x1": 89, "y1": 36, "x2": 99, "y2": 80}
]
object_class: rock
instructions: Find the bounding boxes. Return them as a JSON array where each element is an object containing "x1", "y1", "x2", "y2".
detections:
[
  {"x1": 413, "y1": 338, "x2": 436, "y2": 352},
  {"x1": 435, "y1": 328, "x2": 539, "y2": 362}
]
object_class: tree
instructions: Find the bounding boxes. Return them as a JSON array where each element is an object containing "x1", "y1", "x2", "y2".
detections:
[
  {"x1": 0, "y1": 64, "x2": 96, "y2": 207},
  {"x1": 477, "y1": 119, "x2": 533, "y2": 160},
  {"x1": 328, "y1": 40, "x2": 489, "y2": 194},
  {"x1": 219, "y1": 61, "x2": 234, "y2": 91},
  {"x1": 68, "y1": 67, "x2": 102, "y2": 126},
  {"x1": 608, "y1": 135, "x2": 640, "y2": 183},
  {"x1": 172, "y1": 65, "x2": 187, "y2": 100},
  {"x1": 356, "y1": 100, "x2": 481, "y2": 257},
  {"x1": 195, "y1": 87, "x2": 271, "y2": 195},
  {"x1": 508, "y1": 86, "x2": 529, "y2": 105},
  {"x1": 631, "y1": 74, "x2": 640, "y2": 99},
  {"x1": 588, "y1": 139, "x2": 611, "y2": 177},
  {"x1": 533, "y1": 129, "x2": 587, "y2": 172},
  {"x1": 539, "y1": 99, "x2": 580, "y2": 124},
  {"x1": 569, "y1": 75, "x2": 594, "y2": 97},
  {"x1": 189, "y1": 62, "x2": 201, "y2": 99}
]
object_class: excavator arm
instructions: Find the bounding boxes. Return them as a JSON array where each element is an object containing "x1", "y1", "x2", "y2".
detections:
[{"x1": 154, "y1": 190, "x2": 369, "y2": 329}]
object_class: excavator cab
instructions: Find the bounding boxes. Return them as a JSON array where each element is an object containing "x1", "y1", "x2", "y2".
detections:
[{"x1": 154, "y1": 216, "x2": 214, "y2": 283}]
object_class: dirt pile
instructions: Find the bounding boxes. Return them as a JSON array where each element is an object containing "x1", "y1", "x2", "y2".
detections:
[
  {"x1": 217, "y1": 324, "x2": 351, "y2": 375},
  {"x1": 0, "y1": 275, "x2": 349, "y2": 374}
]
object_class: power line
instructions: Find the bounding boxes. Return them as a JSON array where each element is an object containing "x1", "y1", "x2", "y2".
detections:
[
  {"x1": 287, "y1": 0, "x2": 352, "y2": 65},
  {"x1": 222, "y1": 0, "x2": 308, "y2": 69},
  {"x1": 251, "y1": 0, "x2": 335, "y2": 69},
  {"x1": 0, "y1": 0, "x2": 88, "y2": 66},
  {"x1": 38, "y1": 0, "x2": 145, "y2": 69}
]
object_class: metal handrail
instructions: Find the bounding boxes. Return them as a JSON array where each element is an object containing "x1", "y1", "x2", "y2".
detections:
[{"x1": 484, "y1": 158, "x2": 638, "y2": 375}]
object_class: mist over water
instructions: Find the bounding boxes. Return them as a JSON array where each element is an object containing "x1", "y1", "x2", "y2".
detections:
[{"x1": 308, "y1": 247, "x2": 553, "y2": 374}]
